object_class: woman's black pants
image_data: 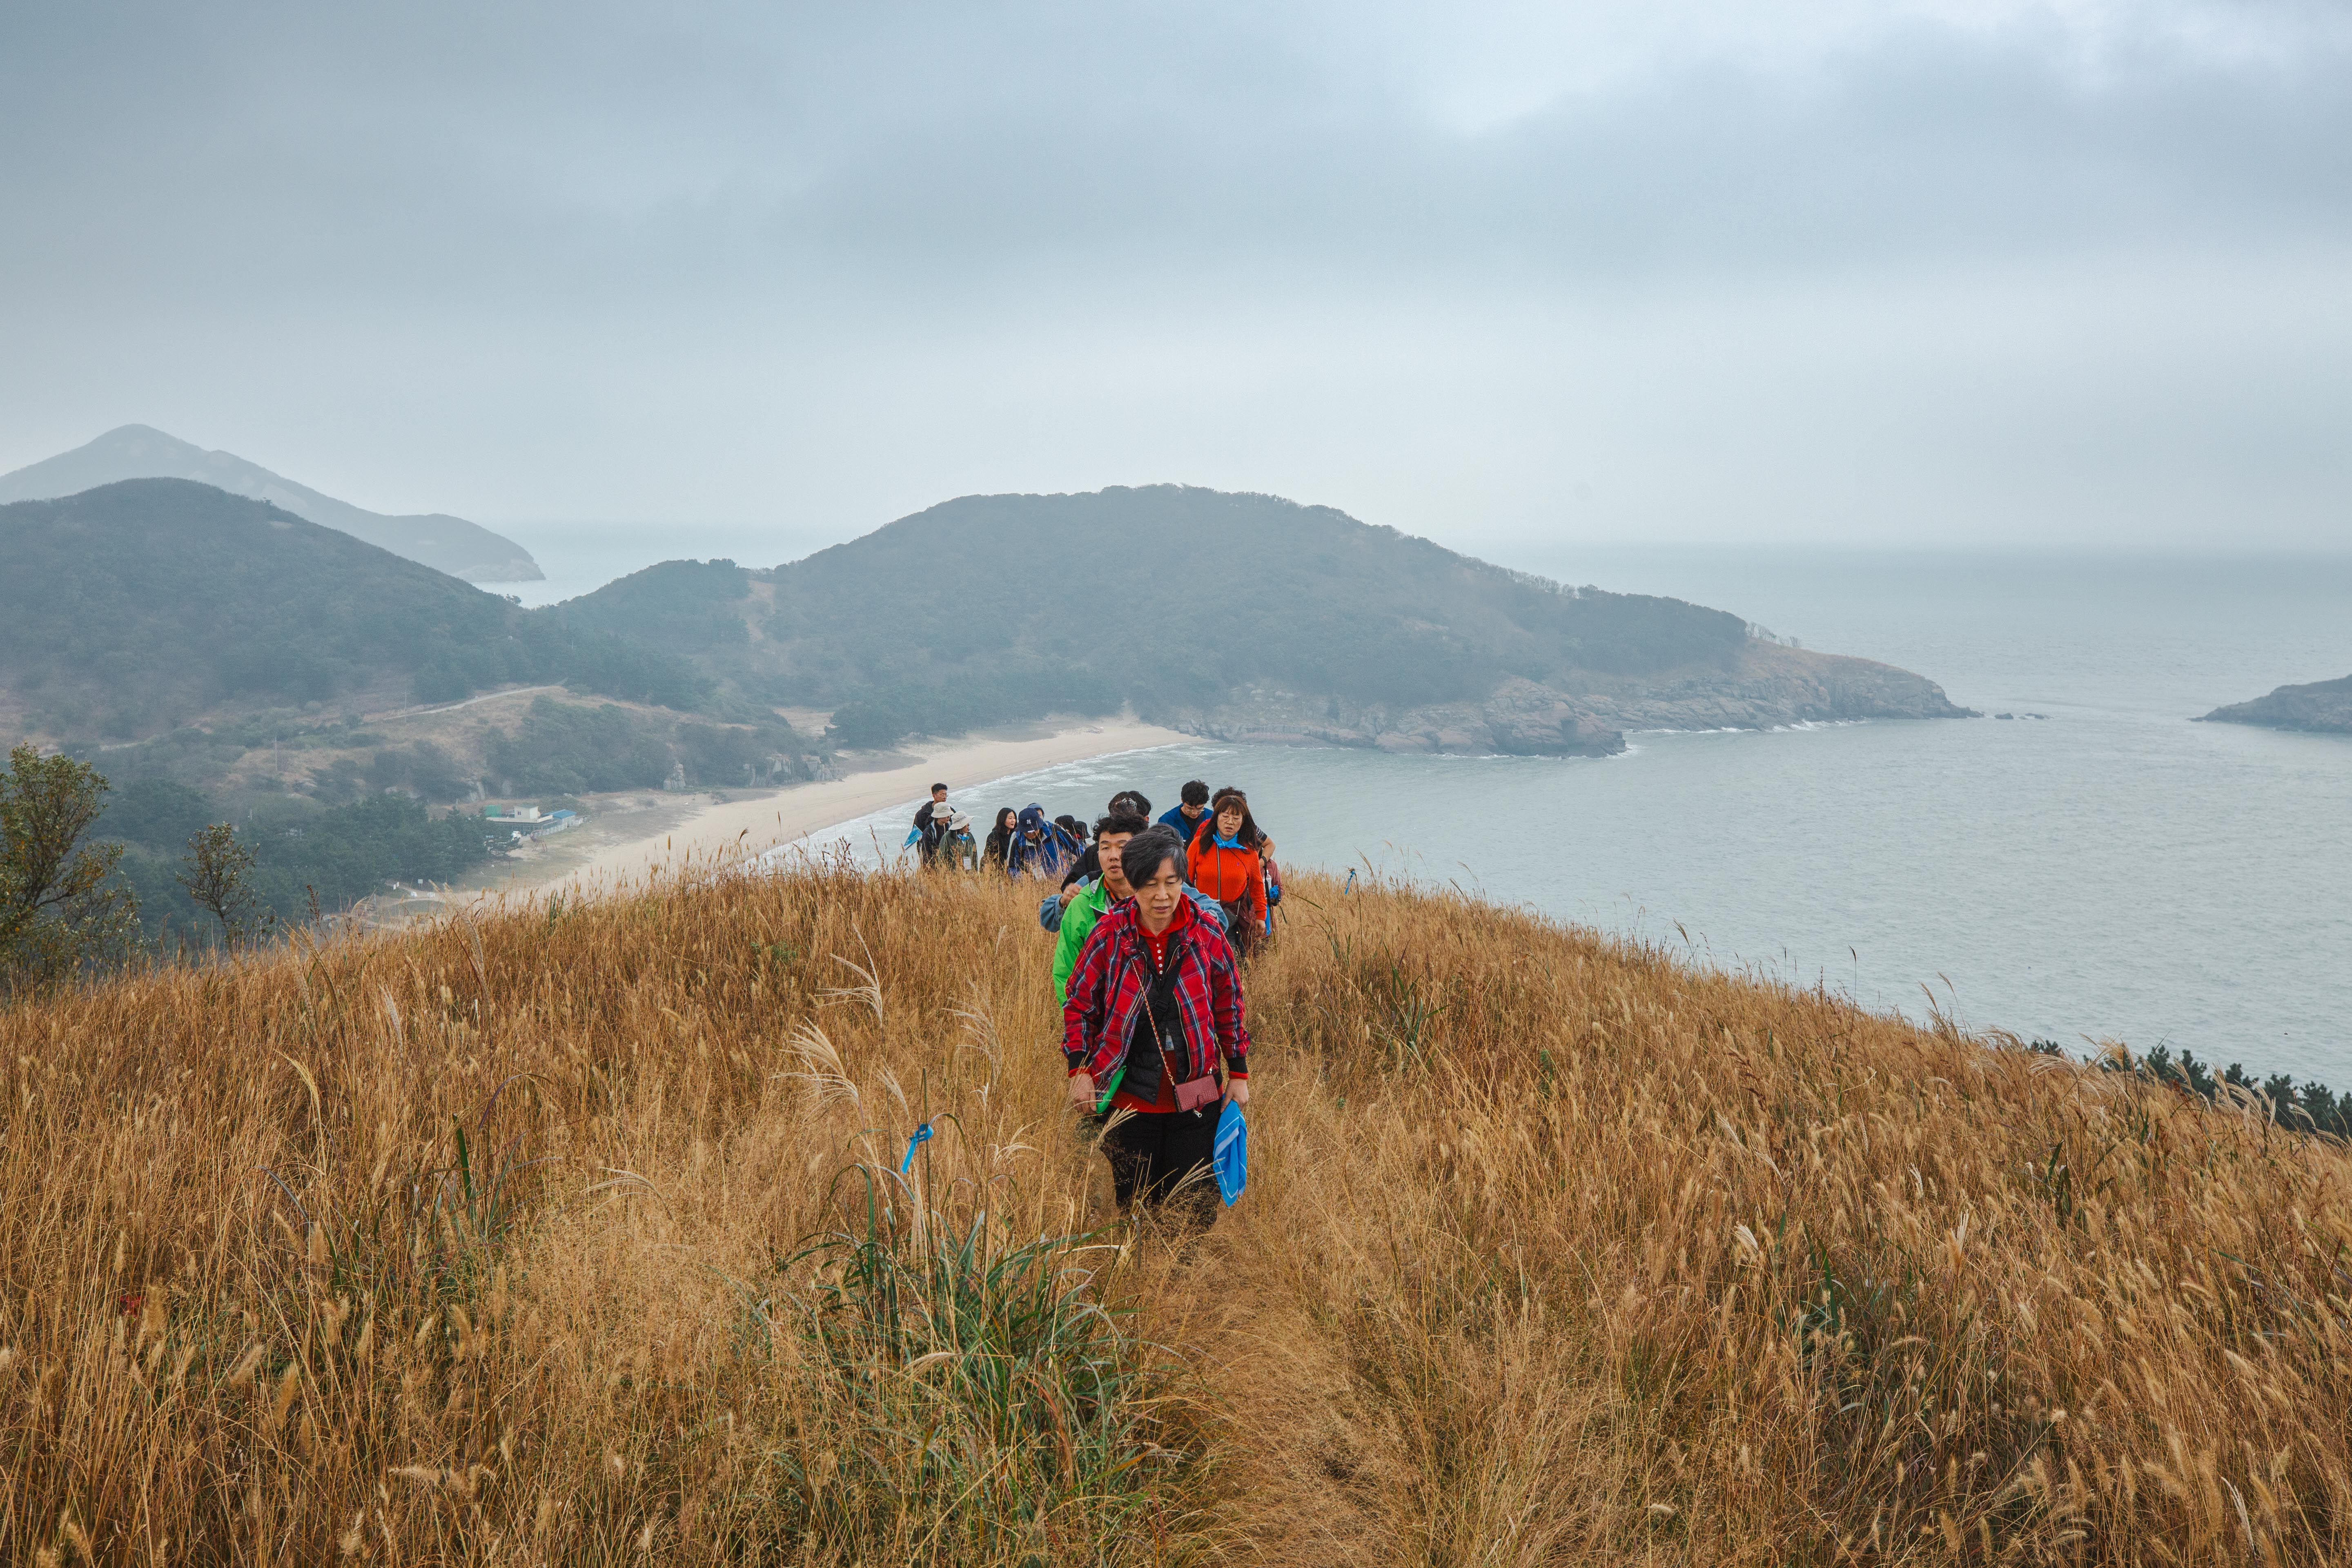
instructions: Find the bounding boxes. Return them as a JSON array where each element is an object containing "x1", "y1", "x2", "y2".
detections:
[{"x1": 1100, "y1": 1106, "x2": 1220, "y2": 1216}]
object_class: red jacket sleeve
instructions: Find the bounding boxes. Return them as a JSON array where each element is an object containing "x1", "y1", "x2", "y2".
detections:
[{"x1": 1061, "y1": 922, "x2": 1113, "y2": 1071}]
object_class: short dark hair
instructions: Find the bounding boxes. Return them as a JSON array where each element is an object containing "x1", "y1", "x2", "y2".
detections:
[
  {"x1": 1095, "y1": 810, "x2": 1149, "y2": 841},
  {"x1": 1180, "y1": 780, "x2": 1209, "y2": 807},
  {"x1": 929, "y1": 782, "x2": 947, "y2": 793},
  {"x1": 1120, "y1": 824, "x2": 1185, "y2": 889},
  {"x1": 1108, "y1": 789, "x2": 1152, "y2": 818}
]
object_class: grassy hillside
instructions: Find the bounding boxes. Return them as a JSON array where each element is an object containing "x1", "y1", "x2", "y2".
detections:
[
  {"x1": 559, "y1": 486, "x2": 1751, "y2": 743},
  {"x1": 0, "y1": 479, "x2": 706, "y2": 742},
  {"x1": 3, "y1": 864, "x2": 2345, "y2": 1562}
]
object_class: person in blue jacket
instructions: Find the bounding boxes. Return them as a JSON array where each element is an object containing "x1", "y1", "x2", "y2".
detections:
[
  {"x1": 1007, "y1": 803, "x2": 1079, "y2": 879},
  {"x1": 1158, "y1": 780, "x2": 1215, "y2": 848}
]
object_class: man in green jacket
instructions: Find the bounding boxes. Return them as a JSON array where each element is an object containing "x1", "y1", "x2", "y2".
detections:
[{"x1": 1053, "y1": 811, "x2": 1148, "y2": 1004}]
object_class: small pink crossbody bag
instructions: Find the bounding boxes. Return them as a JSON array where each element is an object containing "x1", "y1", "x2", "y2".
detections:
[{"x1": 1147, "y1": 989, "x2": 1222, "y2": 1112}]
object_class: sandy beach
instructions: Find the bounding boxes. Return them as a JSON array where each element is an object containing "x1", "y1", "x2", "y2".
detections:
[{"x1": 513, "y1": 719, "x2": 1190, "y2": 902}]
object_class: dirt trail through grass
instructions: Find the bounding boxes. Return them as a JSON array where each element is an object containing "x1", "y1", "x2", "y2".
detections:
[{"x1": 2, "y1": 861, "x2": 2348, "y2": 1562}]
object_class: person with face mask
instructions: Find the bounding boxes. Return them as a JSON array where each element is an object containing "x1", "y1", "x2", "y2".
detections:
[{"x1": 1060, "y1": 826, "x2": 1251, "y2": 1222}]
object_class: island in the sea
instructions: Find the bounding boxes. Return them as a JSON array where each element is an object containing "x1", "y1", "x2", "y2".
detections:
[{"x1": 2195, "y1": 675, "x2": 2352, "y2": 735}]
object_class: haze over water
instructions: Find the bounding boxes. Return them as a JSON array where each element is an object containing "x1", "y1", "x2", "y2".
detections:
[{"x1": 816, "y1": 548, "x2": 2352, "y2": 1086}]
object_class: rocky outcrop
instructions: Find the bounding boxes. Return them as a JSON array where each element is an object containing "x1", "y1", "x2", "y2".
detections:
[
  {"x1": 1571, "y1": 642, "x2": 1976, "y2": 731},
  {"x1": 2196, "y1": 675, "x2": 2352, "y2": 734},
  {"x1": 1185, "y1": 678, "x2": 1626, "y2": 755},
  {"x1": 1176, "y1": 643, "x2": 1973, "y2": 756}
]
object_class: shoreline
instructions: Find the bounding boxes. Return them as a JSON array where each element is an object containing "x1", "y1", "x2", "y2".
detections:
[{"x1": 507, "y1": 719, "x2": 1191, "y2": 902}]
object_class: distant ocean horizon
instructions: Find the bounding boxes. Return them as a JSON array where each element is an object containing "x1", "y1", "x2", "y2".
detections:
[{"x1": 788, "y1": 546, "x2": 2352, "y2": 1088}]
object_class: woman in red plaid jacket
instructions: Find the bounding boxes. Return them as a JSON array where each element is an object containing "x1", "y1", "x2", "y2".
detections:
[{"x1": 1060, "y1": 824, "x2": 1252, "y2": 1218}]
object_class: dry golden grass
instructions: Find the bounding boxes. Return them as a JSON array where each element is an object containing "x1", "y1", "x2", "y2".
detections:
[{"x1": 2, "y1": 855, "x2": 2348, "y2": 1564}]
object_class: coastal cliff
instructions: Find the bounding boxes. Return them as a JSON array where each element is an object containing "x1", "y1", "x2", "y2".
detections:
[
  {"x1": 1178, "y1": 639, "x2": 1975, "y2": 755},
  {"x1": 2196, "y1": 674, "x2": 2352, "y2": 734}
]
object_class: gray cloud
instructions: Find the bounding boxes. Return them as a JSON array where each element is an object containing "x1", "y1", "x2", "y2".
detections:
[{"x1": 3, "y1": 1, "x2": 2348, "y2": 550}]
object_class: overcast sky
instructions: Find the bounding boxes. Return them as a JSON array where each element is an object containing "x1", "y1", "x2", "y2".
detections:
[{"x1": 3, "y1": 0, "x2": 2348, "y2": 559}]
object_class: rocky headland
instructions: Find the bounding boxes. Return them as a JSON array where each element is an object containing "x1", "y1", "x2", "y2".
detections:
[
  {"x1": 1176, "y1": 639, "x2": 1976, "y2": 756},
  {"x1": 2196, "y1": 675, "x2": 2352, "y2": 735}
]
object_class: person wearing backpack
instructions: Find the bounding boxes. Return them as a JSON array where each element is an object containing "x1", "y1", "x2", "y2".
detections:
[
  {"x1": 1008, "y1": 803, "x2": 1078, "y2": 879},
  {"x1": 1186, "y1": 787, "x2": 1270, "y2": 958},
  {"x1": 1061, "y1": 826, "x2": 1250, "y2": 1222}
]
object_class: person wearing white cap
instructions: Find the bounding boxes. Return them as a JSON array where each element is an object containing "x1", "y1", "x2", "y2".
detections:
[{"x1": 933, "y1": 808, "x2": 980, "y2": 871}]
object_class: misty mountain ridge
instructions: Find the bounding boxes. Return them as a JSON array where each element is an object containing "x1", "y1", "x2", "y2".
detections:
[
  {"x1": 558, "y1": 484, "x2": 1973, "y2": 754},
  {"x1": 0, "y1": 424, "x2": 543, "y2": 583}
]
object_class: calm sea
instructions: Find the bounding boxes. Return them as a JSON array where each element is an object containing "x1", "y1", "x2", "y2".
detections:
[{"x1": 812, "y1": 550, "x2": 2352, "y2": 1086}]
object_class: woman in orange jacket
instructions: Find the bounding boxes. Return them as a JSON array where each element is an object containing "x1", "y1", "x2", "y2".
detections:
[{"x1": 1187, "y1": 786, "x2": 1271, "y2": 957}]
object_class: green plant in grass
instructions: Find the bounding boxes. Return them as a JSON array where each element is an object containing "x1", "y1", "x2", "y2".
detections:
[
  {"x1": 258, "y1": 1076, "x2": 552, "y2": 1314},
  {"x1": 760, "y1": 1161, "x2": 1199, "y2": 1562}
]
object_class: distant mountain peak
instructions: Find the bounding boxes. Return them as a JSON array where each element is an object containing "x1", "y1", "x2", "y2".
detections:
[
  {"x1": 84, "y1": 423, "x2": 207, "y2": 455},
  {"x1": 0, "y1": 425, "x2": 543, "y2": 584}
]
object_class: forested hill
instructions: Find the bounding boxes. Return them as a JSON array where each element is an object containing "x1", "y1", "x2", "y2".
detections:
[
  {"x1": 781, "y1": 488, "x2": 1744, "y2": 699},
  {"x1": 560, "y1": 485, "x2": 1970, "y2": 750},
  {"x1": 560, "y1": 486, "x2": 1775, "y2": 747},
  {"x1": 0, "y1": 479, "x2": 704, "y2": 739}
]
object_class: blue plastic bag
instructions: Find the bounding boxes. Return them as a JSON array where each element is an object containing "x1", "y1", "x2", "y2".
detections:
[{"x1": 1213, "y1": 1097, "x2": 1247, "y2": 1207}]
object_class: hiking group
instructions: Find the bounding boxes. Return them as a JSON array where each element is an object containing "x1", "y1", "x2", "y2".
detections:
[{"x1": 911, "y1": 777, "x2": 1278, "y2": 1227}]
